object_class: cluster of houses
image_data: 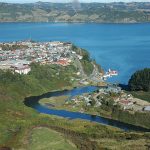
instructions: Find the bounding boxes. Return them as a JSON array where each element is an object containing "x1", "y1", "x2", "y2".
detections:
[
  {"x1": 115, "y1": 93, "x2": 150, "y2": 112},
  {"x1": 0, "y1": 59, "x2": 31, "y2": 74},
  {"x1": 67, "y1": 85, "x2": 121, "y2": 110},
  {"x1": 0, "y1": 41, "x2": 81, "y2": 74},
  {"x1": 67, "y1": 85, "x2": 150, "y2": 113},
  {"x1": 95, "y1": 85, "x2": 150, "y2": 112},
  {"x1": 97, "y1": 86, "x2": 150, "y2": 112}
]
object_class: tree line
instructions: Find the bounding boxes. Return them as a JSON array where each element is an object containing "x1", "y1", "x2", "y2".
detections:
[{"x1": 128, "y1": 68, "x2": 150, "y2": 92}]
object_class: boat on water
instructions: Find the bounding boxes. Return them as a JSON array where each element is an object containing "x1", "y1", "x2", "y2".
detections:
[{"x1": 103, "y1": 69, "x2": 118, "y2": 80}]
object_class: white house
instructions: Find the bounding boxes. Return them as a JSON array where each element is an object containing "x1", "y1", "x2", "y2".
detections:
[{"x1": 14, "y1": 65, "x2": 31, "y2": 74}]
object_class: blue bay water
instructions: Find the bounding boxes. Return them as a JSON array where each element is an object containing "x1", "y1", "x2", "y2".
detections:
[{"x1": 0, "y1": 23, "x2": 150, "y2": 84}]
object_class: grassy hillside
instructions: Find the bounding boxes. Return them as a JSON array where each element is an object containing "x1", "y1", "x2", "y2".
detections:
[
  {"x1": 0, "y1": 50, "x2": 150, "y2": 149},
  {"x1": 0, "y1": 64, "x2": 150, "y2": 149},
  {"x1": 0, "y1": 2, "x2": 150, "y2": 23},
  {"x1": 28, "y1": 127, "x2": 78, "y2": 150},
  {"x1": 0, "y1": 63, "x2": 76, "y2": 147}
]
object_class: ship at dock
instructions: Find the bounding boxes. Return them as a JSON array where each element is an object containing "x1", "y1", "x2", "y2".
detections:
[{"x1": 103, "y1": 69, "x2": 118, "y2": 80}]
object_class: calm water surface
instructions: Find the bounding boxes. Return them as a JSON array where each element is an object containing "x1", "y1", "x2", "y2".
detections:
[{"x1": 0, "y1": 23, "x2": 150, "y2": 84}]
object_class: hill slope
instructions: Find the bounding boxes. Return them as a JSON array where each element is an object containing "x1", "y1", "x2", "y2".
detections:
[{"x1": 0, "y1": 2, "x2": 150, "y2": 23}]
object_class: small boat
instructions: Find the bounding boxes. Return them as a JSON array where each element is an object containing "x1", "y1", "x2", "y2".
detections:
[
  {"x1": 103, "y1": 69, "x2": 118, "y2": 80},
  {"x1": 107, "y1": 69, "x2": 118, "y2": 76}
]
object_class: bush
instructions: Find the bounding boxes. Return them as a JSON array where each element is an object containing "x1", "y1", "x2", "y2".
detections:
[{"x1": 128, "y1": 68, "x2": 150, "y2": 92}]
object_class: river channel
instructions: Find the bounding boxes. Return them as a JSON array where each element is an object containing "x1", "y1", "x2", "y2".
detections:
[{"x1": 24, "y1": 86, "x2": 150, "y2": 132}]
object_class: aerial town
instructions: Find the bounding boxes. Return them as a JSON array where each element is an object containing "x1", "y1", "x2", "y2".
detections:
[
  {"x1": 1, "y1": 40, "x2": 149, "y2": 114},
  {"x1": 0, "y1": 40, "x2": 118, "y2": 83},
  {"x1": 0, "y1": 40, "x2": 108, "y2": 86},
  {"x1": 0, "y1": 40, "x2": 80, "y2": 74}
]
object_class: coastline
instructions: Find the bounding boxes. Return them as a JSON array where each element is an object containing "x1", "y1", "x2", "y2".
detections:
[{"x1": 1, "y1": 21, "x2": 150, "y2": 24}]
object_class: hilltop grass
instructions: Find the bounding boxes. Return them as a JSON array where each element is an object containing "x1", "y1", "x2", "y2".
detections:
[{"x1": 28, "y1": 127, "x2": 78, "y2": 150}]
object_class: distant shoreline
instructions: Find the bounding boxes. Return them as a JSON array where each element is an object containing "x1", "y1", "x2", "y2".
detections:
[
  {"x1": 1, "y1": 2, "x2": 150, "y2": 23},
  {"x1": 1, "y1": 21, "x2": 150, "y2": 24}
]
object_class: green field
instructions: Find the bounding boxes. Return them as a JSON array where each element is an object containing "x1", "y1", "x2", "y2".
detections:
[{"x1": 28, "y1": 127, "x2": 78, "y2": 150}]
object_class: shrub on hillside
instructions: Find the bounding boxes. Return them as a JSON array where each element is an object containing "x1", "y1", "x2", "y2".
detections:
[{"x1": 128, "y1": 68, "x2": 150, "y2": 91}]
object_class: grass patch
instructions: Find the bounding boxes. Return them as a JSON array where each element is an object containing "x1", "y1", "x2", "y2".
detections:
[
  {"x1": 28, "y1": 127, "x2": 78, "y2": 150},
  {"x1": 129, "y1": 91, "x2": 150, "y2": 102},
  {"x1": 39, "y1": 96, "x2": 69, "y2": 108},
  {"x1": 97, "y1": 138, "x2": 148, "y2": 150}
]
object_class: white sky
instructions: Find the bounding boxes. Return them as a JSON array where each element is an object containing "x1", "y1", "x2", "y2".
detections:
[{"x1": 0, "y1": 0, "x2": 150, "y2": 3}]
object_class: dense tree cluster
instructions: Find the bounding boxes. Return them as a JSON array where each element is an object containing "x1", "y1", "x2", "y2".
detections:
[{"x1": 128, "y1": 68, "x2": 150, "y2": 92}]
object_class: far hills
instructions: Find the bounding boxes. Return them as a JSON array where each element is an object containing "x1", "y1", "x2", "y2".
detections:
[{"x1": 0, "y1": 2, "x2": 150, "y2": 23}]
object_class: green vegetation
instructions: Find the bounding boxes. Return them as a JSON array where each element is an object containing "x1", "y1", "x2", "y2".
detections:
[
  {"x1": 0, "y1": 2, "x2": 150, "y2": 23},
  {"x1": 127, "y1": 68, "x2": 150, "y2": 104},
  {"x1": 0, "y1": 49, "x2": 150, "y2": 149},
  {"x1": 112, "y1": 107, "x2": 150, "y2": 129},
  {"x1": 129, "y1": 91, "x2": 150, "y2": 102},
  {"x1": 96, "y1": 138, "x2": 149, "y2": 150},
  {"x1": 0, "y1": 63, "x2": 77, "y2": 101},
  {"x1": 128, "y1": 68, "x2": 150, "y2": 92},
  {"x1": 0, "y1": 62, "x2": 80, "y2": 148},
  {"x1": 28, "y1": 127, "x2": 78, "y2": 150},
  {"x1": 29, "y1": 63, "x2": 78, "y2": 90},
  {"x1": 80, "y1": 58, "x2": 94, "y2": 76},
  {"x1": 98, "y1": 97, "x2": 150, "y2": 129},
  {"x1": 0, "y1": 54, "x2": 108, "y2": 150},
  {"x1": 0, "y1": 63, "x2": 150, "y2": 149},
  {"x1": 72, "y1": 45, "x2": 95, "y2": 75},
  {"x1": 96, "y1": 93, "x2": 150, "y2": 129}
]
